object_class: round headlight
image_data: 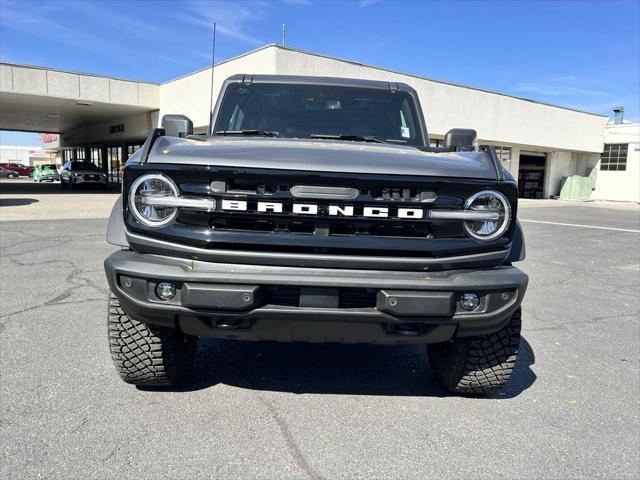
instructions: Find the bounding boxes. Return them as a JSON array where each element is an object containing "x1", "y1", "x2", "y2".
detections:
[
  {"x1": 463, "y1": 190, "x2": 511, "y2": 241},
  {"x1": 129, "y1": 174, "x2": 178, "y2": 227}
]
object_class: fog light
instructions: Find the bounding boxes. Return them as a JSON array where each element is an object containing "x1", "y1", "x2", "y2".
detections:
[
  {"x1": 156, "y1": 282, "x2": 176, "y2": 301},
  {"x1": 460, "y1": 293, "x2": 480, "y2": 311}
]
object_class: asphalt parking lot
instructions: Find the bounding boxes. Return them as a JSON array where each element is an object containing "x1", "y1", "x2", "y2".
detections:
[{"x1": 1, "y1": 180, "x2": 639, "y2": 479}]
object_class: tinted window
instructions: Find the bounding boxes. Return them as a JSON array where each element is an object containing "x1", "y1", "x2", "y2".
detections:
[
  {"x1": 71, "y1": 162, "x2": 99, "y2": 171},
  {"x1": 214, "y1": 82, "x2": 425, "y2": 146}
]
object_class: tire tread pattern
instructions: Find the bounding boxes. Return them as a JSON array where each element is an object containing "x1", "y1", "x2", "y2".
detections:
[
  {"x1": 429, "y1": 308, "x2": 522, "y2": 394},
  {"x1": 107, "y1": 293, "x2": 196, "y2": 386}
]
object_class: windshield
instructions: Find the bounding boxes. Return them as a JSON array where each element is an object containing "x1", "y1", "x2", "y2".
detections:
[
  {"x1": 71, "y1": 162, "x2": 99, "y2": 171},
  {"x1": 214, "y1": 82, "x2": 425, "y2": 146}
]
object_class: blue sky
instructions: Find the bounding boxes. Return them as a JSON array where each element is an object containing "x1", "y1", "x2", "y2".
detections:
[{"x1": 1, "y1": 0, "x2": 638, "y2": 146}]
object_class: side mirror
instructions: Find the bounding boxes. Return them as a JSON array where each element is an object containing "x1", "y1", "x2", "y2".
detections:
[
  {"x1": 162, "y1": 114, "x2": 193, "y2": 138},
  {"x1": 444, "y1": 128, "x2": 477, "y2": 151}
]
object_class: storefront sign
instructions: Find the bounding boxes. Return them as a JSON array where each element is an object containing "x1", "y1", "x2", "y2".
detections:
[{"x1": 40, "y1": 133, "x2": 59, "y2": 144}]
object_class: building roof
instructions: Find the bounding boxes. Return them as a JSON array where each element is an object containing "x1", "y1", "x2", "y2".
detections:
[
  {"x1": 2, "y1": 44, "x2": 609, "y2": 119},
  {"x1": 165, "y1": 44, "x2": 608, "y2": 118},
  {"x1": 0, "y1": 61, "x2": 160, "y2": 85}
]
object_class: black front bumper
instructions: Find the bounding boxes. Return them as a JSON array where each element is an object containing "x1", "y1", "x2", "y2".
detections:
[{"x1": 105, "y1": 250, "x2": 528, "y2": 345}]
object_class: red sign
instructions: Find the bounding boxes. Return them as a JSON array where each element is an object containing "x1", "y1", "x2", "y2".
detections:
[{"x1": 40, "y1": 133, "x2": 59, "y2": 144}]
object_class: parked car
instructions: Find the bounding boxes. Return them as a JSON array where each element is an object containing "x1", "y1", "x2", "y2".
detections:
[
  {"x1": 59, "y1": 161, "x2": 107, "y2": 189},
  {"x1": 104, "y1": 74, "x2": 528, "y2": 395},
  {"x1": 0, "y1": 162, "x2": 34, "y2": 177},
  {"x1": 0, "y1": 166, "x2": 19, "y2": 179},
  {"x1": 33, "y1": 164, "x2": 60, "y2": 182}
]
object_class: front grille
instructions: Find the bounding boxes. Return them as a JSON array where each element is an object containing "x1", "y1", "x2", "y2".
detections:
[
  {"x1": 173, "y1": 171, "x2": 470, "y2": 240},
  {"x1": 179, "y1": 212, "x2": 462, "y2": 239},
  {"x1": 124, "y1": 165, "x2": 517, "y2": 258}
]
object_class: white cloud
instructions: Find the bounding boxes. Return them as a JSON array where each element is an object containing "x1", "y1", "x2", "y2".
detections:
[
  {"x1": 510, "y1": 74, "x2": 627, "y2": 116},
  {"x1": 176, "y1": 1, "x2": 267, "y2": 46},
  {"x1": 63, "y1": 0, "x2": 167, "y2": 40},
  {"x1": 0, "y1": 0, "x2": 117, "y2": 57},
  {"x1": 514, "y1": 82, "x2": 612, "y2": 98},
  {"x1": 0, "y1": 0, "x2": 199, "y2": 69}
]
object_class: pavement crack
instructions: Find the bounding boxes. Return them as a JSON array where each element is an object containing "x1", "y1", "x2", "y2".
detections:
[
  {"x1": 45, "y1": 291, "x2": 73, "y2": 305},
  {"x1": 9, "y1": 257, "x2": 74, "y2": 268},
  {"x1": 232, "y1": 363, "x2": 325, "y2": 480},
  {"x1": 10, "y1": 256, "x2": 109, "y2": 294},
  {"x1": 257, "y1": 396, "x2": 325, "y2": 480},
  {"x1": 57, "y1": 298, "x2": 104, "y2": 305},
  {"x1": 0, "y1": 295, "x2": 103, "y2": 320},
  {"x1": 522, "y1": 308, "x2": 638, "y2": 332},
  {"x1": 1, "y1": 251, "x2": 108, "y2": 321},
  {"x1": 565, "y1": 312, "x2": 639, "y2": 325},
  {"x1": 70, "y1": 416, "x2": 88, "y2": 434},
  {"x1": 100, "y1": 446, "x2": 118, "y2": 463}
]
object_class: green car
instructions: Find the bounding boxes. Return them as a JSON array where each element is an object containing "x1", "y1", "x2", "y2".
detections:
[{"x1": 33, "y1": 164, "x2": 60, "y2": 182}]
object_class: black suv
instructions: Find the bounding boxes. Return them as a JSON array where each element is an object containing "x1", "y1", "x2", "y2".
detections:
[
  {"x1": 60, "y1": 161, "x2": 107, "y2": 189},
  {"x1": 104, "y1": 75, "x2": 528, "y2": 394}
]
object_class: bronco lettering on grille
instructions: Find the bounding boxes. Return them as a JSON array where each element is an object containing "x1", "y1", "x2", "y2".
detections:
[{"x1": 220, "y1": 199, "x2": 425, "y2": 219}]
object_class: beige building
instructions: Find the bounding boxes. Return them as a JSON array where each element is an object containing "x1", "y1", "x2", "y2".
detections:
[
  {"x1": 590, "y1": 122, "x2": 640, "y2": 203},
  {"x1": 0, "y1": 144, "x2": 56, "y2": 166},
  {"x1": 0, "y1": 44, "x2": 637, "y2": 201}
]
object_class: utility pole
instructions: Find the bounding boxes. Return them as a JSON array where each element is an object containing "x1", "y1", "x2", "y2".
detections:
[{"x1": 282, "y1": 24, "x2": 286, "y2": 46}]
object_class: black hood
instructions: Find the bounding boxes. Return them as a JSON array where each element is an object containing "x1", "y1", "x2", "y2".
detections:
[{"x1": 147, "y1": 136, "x2": 499, "y2": 180}]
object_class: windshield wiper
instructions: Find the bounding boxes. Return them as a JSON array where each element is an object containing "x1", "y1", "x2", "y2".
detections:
[
  {"x1": 309, "y1": 133, "x2": 385, "y2": 143},
  {"x1": 215, "y1": 129, "x2": 279, "y2": 138}
]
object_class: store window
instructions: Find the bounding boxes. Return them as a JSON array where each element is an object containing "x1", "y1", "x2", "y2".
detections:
[
  {"x1": 127, "y1": 144, "x2": 142, "y2": 156},
  {"x1": 494, "y1": 146, "x2": 512, "y2": 165},
  {"x1": 90, "y1": 147, "x2": 103, "y2": 170},
  {"x1": 108, "y1": 146, "x2": 122, "y2": 183},
  {"x1": 600, "y1": 144, "x2": 627, "y2": 171}
]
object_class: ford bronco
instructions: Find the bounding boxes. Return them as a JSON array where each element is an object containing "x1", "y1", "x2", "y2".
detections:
[{"x1": 104, "y1": 74, "x2": 528, "y2": 394}]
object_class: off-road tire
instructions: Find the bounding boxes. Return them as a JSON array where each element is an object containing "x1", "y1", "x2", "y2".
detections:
[
  {"x1": 108, "y1": 293, "x2": 197, "y2": 386},
  {"x1": 428, "y1": 308, "x2": 521, "y2": 394}
]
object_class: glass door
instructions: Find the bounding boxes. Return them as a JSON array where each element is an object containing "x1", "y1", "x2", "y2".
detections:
[
  {"x1": 90, "y1": 147, "x2": 103, "y2": 170},
  {"x1": 107, "y1": 146, "x2": 123, "y2": 183}
]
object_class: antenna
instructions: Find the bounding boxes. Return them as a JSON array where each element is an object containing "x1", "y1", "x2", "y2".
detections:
[
  {"x1": 208, "y1": 22, "x2": 217, "y2": 136},
  {"x1": 282, "y1": 23, "x2": 286, "y2": 46}
]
